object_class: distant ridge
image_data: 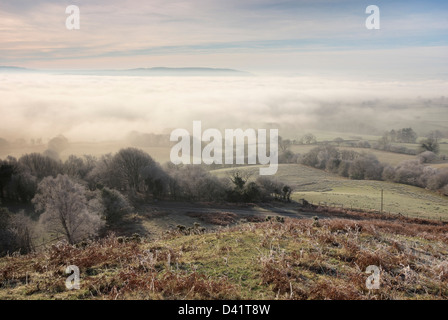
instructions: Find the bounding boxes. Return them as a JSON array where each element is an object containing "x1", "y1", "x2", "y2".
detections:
[
  {"x1": 62, "y1": 67, "x2": 253, "y2": 77},
  {"x1": 0, "y1": 66, "x2": 36, "y2": 73},
  {"x1": 0, "y1": 66, "x2": 253, "y2": 77},
  {"x1": 132, "y1": 67, "x2": 250, "y2": 73}
]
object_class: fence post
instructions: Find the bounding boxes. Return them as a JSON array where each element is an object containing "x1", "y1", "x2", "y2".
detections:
[{"x1": 380, "y1": 189, "x2": 384, "y2": 214}]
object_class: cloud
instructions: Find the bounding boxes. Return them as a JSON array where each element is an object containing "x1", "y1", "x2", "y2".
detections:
[
  {"x1": 1, "y1": 73, "x2": 447, "y2": 143},
  {"x1": 0, "y1": 0, "x2": 447, "y2": 73}
]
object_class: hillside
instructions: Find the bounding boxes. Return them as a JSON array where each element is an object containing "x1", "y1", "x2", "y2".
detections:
[
  {"x1": 1, "y1": 212, "x2": 448, "y2": 300},
  {"x1": 212, "y1": 164, "x2": 448, "y2": 220}
]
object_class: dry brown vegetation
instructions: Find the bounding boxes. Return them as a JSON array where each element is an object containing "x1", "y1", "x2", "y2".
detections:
[
  {"x1": 1, "y1": 213, "x2": 448, "y2": 300},
  {"x1": 185, "y1": 211, "x2": 265, "y2": 226}
]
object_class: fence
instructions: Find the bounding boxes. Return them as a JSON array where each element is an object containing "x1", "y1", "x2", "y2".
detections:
[{"x1": 311, "y1": 201, "x2": 447, "y2": 223}]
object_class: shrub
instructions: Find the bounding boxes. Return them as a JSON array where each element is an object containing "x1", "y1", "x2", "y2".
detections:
[
  {"x1": 393, "y1": 160, "x2": 425, "y2": 187},
  {"x1": 356, "y1": 140, "x2": 371, "y2": 148},
  {"x1": 100, "y1": 187, "x2": 132, "y2": 227},
  {"x1": 171, "y1": 165, "x2": 227, "y2": 201},
  {"x1": 427, "y1": 169, "x2": 448, "y2": 191},
  {"x1": 417, "y1": 151, "x2": 437, "y2": 164},
  {"x1": 348, "y1": 154, "x2": 383, "y2": 180},
  {"x1": 382, "y1": 166, "x2": 396, "y2": 181}
]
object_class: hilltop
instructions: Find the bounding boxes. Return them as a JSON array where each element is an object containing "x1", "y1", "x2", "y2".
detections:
[
  {"x1": 0, "y1": 66, "x2": 253, "y2": 77},
  {"x1": 1, "y1": 210, "x2": 448, "y2": 300}
]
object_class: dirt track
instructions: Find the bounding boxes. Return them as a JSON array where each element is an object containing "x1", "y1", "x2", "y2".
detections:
[
  {"x1": 139, "y1": 200, "x2": 324, "y2": 218},
  {"x1": 126, "y1": 200, "x2": 361, "y2": 237}
]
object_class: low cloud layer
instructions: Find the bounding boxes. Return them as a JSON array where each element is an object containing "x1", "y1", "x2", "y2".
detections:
[{"x1": 1, "y1": 73, "x2": 447, "y2": 143}]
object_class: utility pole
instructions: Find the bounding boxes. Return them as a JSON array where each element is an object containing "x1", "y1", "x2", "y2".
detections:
[{"x1": 380, "y1": 189, "x2": 384, "y2": 213}]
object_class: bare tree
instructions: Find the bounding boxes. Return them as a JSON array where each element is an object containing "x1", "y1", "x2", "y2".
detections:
[
  {"x1": 111, "y1": 148, "x2": 156, "y2": 192},
  {"x1": 427, "y1": 130, "x2": 443, "y2": 144},
  {"x1": 32, "y1": 174, "x2": 104, "y2": 244},
  {"x1": 19, "y1": 153, "x2": 61, "y2": 180},
  {"x1": 0, "y1": 207, "x2": 14, "y2": 255},
  {"x1": 279, "y1": 136, "x2": 292, "y2": 153},
  {"x1": 140, "y1": 163, "x2": 169, "y2": 199},
  {"x1": 0, "y1": 207, "x2": 36, "y2": 255},
  {"x1": 63, "y1": 155, "x2": 97, "y2": 179},
  {"x1": 0, "y1": 157, "x2": 17, "y2": 200},
  {"x1": 396, "y1": 128, "x2": 418, "y2": 143},
  {"x1": 86, "y1": 153, "x2": 114, "y2": 189},
  {"x1": 420, "y1": 137, "x2": 440, "y2": 154},
  {"x1": 9, "y1": 211, "x2": 35, "y2": 254},
  {"x1": 48, "y1": 135, "x2": 69, "y2": 153},
  {"x1": 301, "y1": 133, "x2": 317, "y2": 145},
  {"x1": 333, "y1": 137, "x2": 344, "y2": 146},
  {"x1": 376, "y1": 133, "x2": 391, "y2": 150}
]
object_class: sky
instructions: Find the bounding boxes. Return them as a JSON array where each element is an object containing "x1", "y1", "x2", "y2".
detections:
[
  {"x1": 1, "y1": 0, "x2": 447, "y2": 76},
  {"x1": 1, "y1": 0, "x2": 447, "y2": 145}
]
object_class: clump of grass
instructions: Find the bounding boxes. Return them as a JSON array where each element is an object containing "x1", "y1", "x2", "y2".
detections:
[
  {"x1": 105, "y1": 270, "x2": 240, "y2": 300},
  {"x1": 265, "y1": 216, "x2": 285, "y2": 223}
]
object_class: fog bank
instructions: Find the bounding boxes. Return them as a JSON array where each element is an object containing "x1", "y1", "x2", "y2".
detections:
[{"x1": 1, "y1": 74, "x2": 447, "y2": 143}]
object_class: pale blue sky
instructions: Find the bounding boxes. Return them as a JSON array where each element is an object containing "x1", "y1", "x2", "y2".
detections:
[{"x1": 0, "y1": 0, "x2": 447, "y2": 77}]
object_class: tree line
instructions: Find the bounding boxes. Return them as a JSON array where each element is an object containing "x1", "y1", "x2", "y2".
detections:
[
  {"x1": 298, "y1": 145, "x2": 448, "y2": 196},
  {"x1": 0, "y1": 148, "x2": 291, "y2": 255}
]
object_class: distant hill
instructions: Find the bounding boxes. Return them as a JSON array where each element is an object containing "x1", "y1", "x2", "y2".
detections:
[
  {"x1": 0, "y1": 66, "x2": 36, "y2": 73},
  {"x1": 0, "y1": 66, "x2": 253, "y2": 77},
  {"x1": 126, "y1": 67, "x2": 252, "y2": 76},
  {"x1": 61, "y1": 67, "x2": 253, "y2": 77}
]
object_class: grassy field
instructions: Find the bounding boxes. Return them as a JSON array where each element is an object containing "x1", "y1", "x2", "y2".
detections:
[
  {"x1": 1, "y1": 215, "x2": 448, "y2": 300},
  {"x1": 290, "y1": 145, "x2": 416, "y2": 166},
  {"x1": 3, "y1": 139, "x2": 448, "y2": 221},
  {"x1": 429, "y1": 162, "x2": 448, "y2": 169},
  {"x1": 303, "y1": 131, "x2": 381, "y2": 142},
  {"x1": 212, "y1": 164, "x2": 448, "y2": 220},
  {"x1": 293, "y1": 185, "x2": 448, "y2": 220},
  {"x1": 395, "y1": 142, "x2": 448, "y2": 154},
  {"x1": 2, "y1": 134, "x2": 447, "y2": 168}
]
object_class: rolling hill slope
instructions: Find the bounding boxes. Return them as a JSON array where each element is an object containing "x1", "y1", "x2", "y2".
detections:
[
  {"x1": 1, "y1": 214, "x2": 448, "y2": 300},
  {"x1": 212, "y1": 164, "x2": 448, "y2": 220}
]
